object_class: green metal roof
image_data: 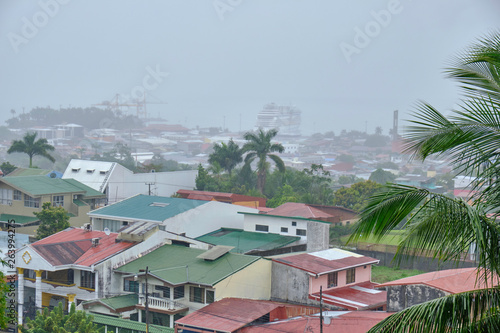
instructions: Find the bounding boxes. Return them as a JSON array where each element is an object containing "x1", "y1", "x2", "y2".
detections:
[
  {"x1": 91, "y1": 313, "x2": 174, "y2": 333},
  {"x1": 238, "y1": 211, "x2": 331, "y2": 224},
  {"x1": 73, "y1": 198, "x2": 87, "y2": 206},
  {"x1": 196, "y1": 228, "x2": 300, "y2": 254},
  {"x1": 7, "y1": 167, "x2": 51, "y2": 176},
  {"x1": 115, "y1": 244, "x2": 259, "y2": 286},
  {"x1": 89, "y1": 194, "x2": 207, "y2": 222},
  {"x1": 96, "y1": 294, "x2": 138, "y2": 311},
  {"x1": 2, "y1": 176, "x2": 104, "y2": 198},
  {"x1": 0, "y1": 214, "x2": 39, "y2": 225}
]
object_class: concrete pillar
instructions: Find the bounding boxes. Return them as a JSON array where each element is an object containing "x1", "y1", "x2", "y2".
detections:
[
  {"x1": 170, "y1": 314, "x2": 174, "y2": 328},
  {"x1": 35, "y1": 270, "x2": 43, "y2": 311},
  {"x1": 17, "y1": 268, "x2": 24, "y2": 325},
  {"x1": 67, "y1": 294, "x2": 76, "y2": 310},
  {"x1": 94, "y1": 271, "x2": 99, "y2": 298}
]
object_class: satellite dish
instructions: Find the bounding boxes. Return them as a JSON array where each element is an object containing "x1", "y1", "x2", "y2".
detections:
[
  {"x1": 50, "y1": 172, "x2": 57, "y2": 178},
  {"x1": 104, "y1": 227, "x2": 111, "y2": 236}
]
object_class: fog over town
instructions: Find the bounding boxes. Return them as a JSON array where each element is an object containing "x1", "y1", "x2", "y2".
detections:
[{"x1": 1, "y1": 1, "x2": 499, "y2": 134}]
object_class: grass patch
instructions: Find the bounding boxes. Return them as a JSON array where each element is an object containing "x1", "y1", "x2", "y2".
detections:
[
  {"x1": 371, "y1": 265, "x2": 425, "y2": 284},
  {"x1": 340, "y1": 230, "x2": 404, "y2": 246}
]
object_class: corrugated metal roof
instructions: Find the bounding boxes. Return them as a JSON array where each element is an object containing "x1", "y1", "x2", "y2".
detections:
[
  {"x1": 239, "y1": 311, "x2": 391, "y2": 333},
  {"x1": 196, "y1": 245, "x2": 233, "y2": 260},
  {"x1": 273, "y1": 248, "x2": 379, "y2": 275},
  {"x1": 2, "y1": 175, "x2": 104, "y2": 197},
  {"x1": 93, "y1": 294, "x2": 138, "y2": 311},
  {"x1": 377, "y1": 268, "x2": 498, "y2": 294},
  {"x1": 239, "y1": 211, "x2": 331, "y2": 224},
  {"x1": 92, "y1": 313, "x2": 173, "y2": 333},
  {"x1": 62, "y1": 159, "x2": 119, "y2": 192},
  {"x1": 115, "y1": 244, "x2": 259, "y2": 286},
  {"x1": 32, "y1": 227, "x2": 136, "y2": 267},
  {"x1": 8, "y1": 167, "x2": 51, "y2": 176},
  {"x1": 89, "y1": 194, "x2": 208, "y2": 222},
  {"x1": 310, "y1": 281, "x2": 387, "y2": 310},
  {"x1": 0, "y1": 214, "x2": 39, "y2": 225},
  {"x1": 175, "y1": 298, "x2": 282, "y2": 332},
  {"x1": 196, "y1": 228, "x2": 300, "y2": 254}
]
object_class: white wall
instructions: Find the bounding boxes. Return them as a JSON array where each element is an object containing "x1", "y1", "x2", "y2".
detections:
[
  {"x1": 243, "y1": 214, "x2": 308, "y2": 240},
  {"x1": 162, "y1": 202, "x2": 258, "y2": 238}
]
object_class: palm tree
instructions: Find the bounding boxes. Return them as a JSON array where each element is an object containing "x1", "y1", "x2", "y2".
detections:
[
  {"x1": 349, "y1": 32, "x2": 500, "y2": 332},
  {"x1": 242, "y1": 128, "x2": 285, "y2": 194},
  {"x1": 7, "y1": 132, "x2": 55, "y2": 168},
  {"x1": 208, "y1": 139, "x2": 243, "y2": 176}
]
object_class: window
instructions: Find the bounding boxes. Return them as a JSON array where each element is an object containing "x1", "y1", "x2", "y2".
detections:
[
  {"x1": 206, "y1": 290, "x2": 215, "y2": 304},
  {"x1": 291, "y1": 221, "x2": 297, "y2": 226},
  {"x1": 174, "y1": 286, "x2": 184, "y2": 299},
  {"x1": 346, "y1": 268, "x2": 356, "y2": 284},
  {"x1": 255, "y1": 225, "x2": 269, "y2": 232},
  {"x1": 296, "y1": 229, "x2": 307, "y2": 236},
  {"x1": 13, "y1": 190, "x2": 22, "y2": 201},
  {"x1": 81, "y1": 271, "x2": 95, "y2": 289},
  {"x1": 24, "y1": 194, "x2": 40, "y2": 208},
  {"x1": 124, "y1": 279, "x2": 139, "y2": 293},
  {"x1": 281, "y1": 227, "x2": 288, "y2": 233},
  {"x1": 190, "y1": 286, "x2": 205, "y2": 303},
  {"x1": 155, "y1": 285, "x2": 170, "y2": 298},
  {"x1": 52, "y1": 195, "x2": 64, "y2": 207},
  {"x1": 327, "y1": 272, "x2": 338, "y2": 288},
  {"x1": 0, "y1": 189, "x2": 13, "y2": 205}
]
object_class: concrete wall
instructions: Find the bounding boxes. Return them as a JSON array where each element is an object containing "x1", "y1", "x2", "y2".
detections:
[
  {"x1": 309, "y1": 265, "x2": 372, "y2": 293},
  {"x1": 306, "y1": 221, "x2": 329, "y2": 252},
  {"x1": 243, "y1": 214, "x2": 309, "y2": 240},
  {"x1": 214, "y1": 258, "x2": 271, "y2": 302},
  {"x1": 386, "y1": 284, "x2": 447, "y2": 312},
  {"x1": 271, "y1": 261, "x2": 312, "y2": 305}
]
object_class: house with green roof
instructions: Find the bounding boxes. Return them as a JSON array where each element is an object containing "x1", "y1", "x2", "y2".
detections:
[
  {"x1": 84, "y1": 243, "x2": 271, "y2": 328},
  {"x1": 88, "y1": 194, "x2": 259, "y2": 238},
  {"x1": 0, "y1": 175, "x2": 106, "y2": 234}
]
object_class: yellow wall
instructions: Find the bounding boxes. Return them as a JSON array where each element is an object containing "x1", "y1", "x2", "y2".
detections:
[{"x1": 214, "y1": 258, "x2": 271, "y2": 301}]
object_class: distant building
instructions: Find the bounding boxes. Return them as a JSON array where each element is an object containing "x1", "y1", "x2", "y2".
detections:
[
  {"x1": 176, "y1": 189, "x2": 266, "y2": 208},
  {"x1": 254, "y1": 103, "x2": 301, "y2": 136}
]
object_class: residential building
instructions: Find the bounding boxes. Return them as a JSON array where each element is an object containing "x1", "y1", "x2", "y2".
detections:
[
  {"x1": 175, "y1": 298, "x2": 319, "y2": 333},
  {"x1": 62, "y1": 159, "x2": 197, "y2": 204},
  {"x1": 87, "y1": 244, "x2": 272, "y2": 328},
  {"x1": 271, "y1": 248, "x2": 386, "y2": 310},
  {"x1": 264, "y1": 202, "x2": 358, "y2": 226},
  {"x1": 15, "y1": 222, "x2": 209, "y2": 325},
  {"x1": 6, "y1": 167, "x2": 62, "y2": 178},
  {"x1": 0, "y1": 175, "x2": 106, "y2": 235},
  {"x1": 176, "y1": 189, "x2": 267, "y2": 209},
  {"x1": 89, "y1": 194, "x2": 258, "y2": 238},
  {"x1": 240, "y1": 212, "x2": 331, "y2": 252},
  {"x1": 378, "y1": 267, "x2": 499, "y2": 312}
]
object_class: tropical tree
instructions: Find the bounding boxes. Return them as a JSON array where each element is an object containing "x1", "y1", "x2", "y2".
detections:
[
  {"x1": 7, "y1": 132, "x2": 55, "y2": 168},
  {"x1": 242, "y1": 129, "x2": 285, "y2": 194},
  {"x1": 349, "y1": 32, "x2": 500, "y2": 331},
  {"x1": 34, "y1": 202, "x2": 70, "y2": 240},
  {"x1": 208, "y1": 139, "x2": 243, "y2": 176}
]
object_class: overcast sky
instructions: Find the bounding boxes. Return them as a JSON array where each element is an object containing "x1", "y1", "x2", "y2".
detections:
[{"x1": 1, "y1": 1, "x2": 499, "y2": 135}]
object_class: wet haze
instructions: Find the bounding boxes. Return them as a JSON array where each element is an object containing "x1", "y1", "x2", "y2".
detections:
[{"x1": 1, "y1": 1, "x2": 499, "y2": 135}]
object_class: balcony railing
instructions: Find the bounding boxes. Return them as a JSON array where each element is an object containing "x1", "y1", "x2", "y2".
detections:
[{"x1": 138, "y1": 295, "x2": 186, "y2": 311}]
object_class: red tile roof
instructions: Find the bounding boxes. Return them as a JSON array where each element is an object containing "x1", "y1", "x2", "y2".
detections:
[
  {"x1": 240, "y1": 311, "x2": 391, "y2": 333},
  {"x1": 267, "y1": 202, "x2": 357, "y2": 222},
  {"x1": 378, "y1": 268, "x2": 499, "y2": 294},
  {"x1": 310, "y1": 281, "x2": 387, "y2": 310},
  {"x1": 273, "y1": 249, "x2": 379, "y2": 275},
  {"x1": 32, "y1": 227, "x2": 136, "y2": 267}
]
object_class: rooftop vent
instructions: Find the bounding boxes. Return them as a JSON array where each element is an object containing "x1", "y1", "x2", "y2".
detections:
[
  {"x1": 149, "y1": 202, "x2": 169, "y2": 207},
  {"x1": 71, "y1": 168, "x2": 80, "y2": 172},
  {"x1": 91, "y1": 238, "x2": 100, "y2": 247},
  {"x1": 87, "y1": 169, "x2": 95, "y2": 174},
  {"x1": 100, "y1": 170, "x2": 107, "y2": 175}
]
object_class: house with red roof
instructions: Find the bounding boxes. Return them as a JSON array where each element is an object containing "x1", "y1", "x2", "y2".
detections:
[
  {"x1": 264, "y1": 202, "x2": 358, "y2": 226},
  {"x1": 176, "y1": 189, "x2": 267, "y2": 209},
  {"x1": 14, "y1": 223, "x2": 210, "y2": 325},
  {"x1": 174, "y1": 297, "x2": 320, "y2": 333},
  {"x1": 271, "y1": 248, "x2": 386, "y2": 311},
  {"x1": 378, "y1": 267, "x2": 500, "y2": 312}
]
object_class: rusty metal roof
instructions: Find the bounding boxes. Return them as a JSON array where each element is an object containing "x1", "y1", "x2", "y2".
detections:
[{"x1": 32, "y1": 227, "x2": 136, "y2": 267}]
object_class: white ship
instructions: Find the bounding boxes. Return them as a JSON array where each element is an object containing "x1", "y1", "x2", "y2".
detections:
[{"x1": 254, "y1": 103, "x2": 301, "y2": 136}]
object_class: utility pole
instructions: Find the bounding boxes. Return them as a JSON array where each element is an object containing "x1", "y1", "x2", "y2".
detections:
[
  {"x1": 320, "y1": 286, "x2": 323, "y2": 333},
  {"x1": 145, "y1": 182, "x2": 155, "y2": 195},
  {"x1": 145, "y1": 266, "x2": 149, "y2": 333}
]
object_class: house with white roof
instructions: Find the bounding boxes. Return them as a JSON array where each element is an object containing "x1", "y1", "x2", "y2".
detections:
[{"x1": 62, "y1": 159, "x2": 197, "y2": 204}]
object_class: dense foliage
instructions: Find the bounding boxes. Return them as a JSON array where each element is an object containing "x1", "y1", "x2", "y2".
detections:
[{"x1": 34, "y1": 202, "x2": 70, "y2": 240}]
